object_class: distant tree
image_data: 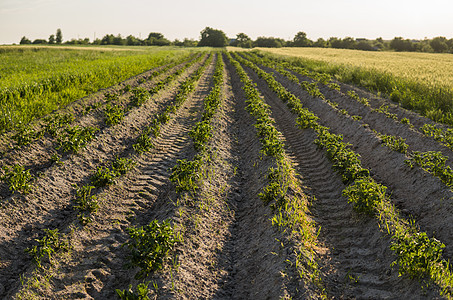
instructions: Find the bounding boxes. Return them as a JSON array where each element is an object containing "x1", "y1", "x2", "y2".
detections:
[
  {"x1": 356, "y1": 40, "x2": 375, "y2": 51},
  {"x1": 113, "y1": 34, "x2": 126, "y2": 45},
  {"x1": 101, "y1": 34, "x2": 115, "y2": 45},
  {"x1": 430, "y1": 36, "x2": 448, "y2": 53},
  {"x1": 145, "y1": 32, "x2": 170, "y2": 46},
  {"x1": 126, "y1": 35, "x2": 141, "y2": 46},
  {"x1": 32, "y1": 39, "x2": 48, "y2": 44},
  {"x1": 148, "y1": 32, "x2": 164, "y2": 40},
  {"x1": 313, "y1": 38, "x2": 327, "y2": 48},
  {"x1": 342, "y1": 37, "x2": 356, "y2": 49},
  {"x1": 235, "y1": 33, "x2": 252, "y2": 48},
  {"x1": 390, "y1": 37, "x2": 415, "y2": 51},
  {"x1": 20, "y1": 36, "x2": 32, "y2": 44},
  {"x1": 198, "y1": 27, "x2": 228, "y2": 47},
  {"x1": 446, "y1": 39, "x2": 453, "y2": 52},
  {"x1": 253, "y1": 37, "x2": 283, "y2": 48},
  {"x1": 56, "y1": 28, "x2": 63, "y2": 44},
  {"x1": 183, "y1": 38, "x2": 197, "y2": 47},
  {"x1": 373, "y1": 37, "x2": 385, "y2": 50},
  {"x1": 48, "y1": 34, "x2": 55, "y2": 44},
  {"x1": 292, "y1": 31, "x2": 312, "y2": 47},
  {"x1": 328, "y1": 37, "x2": 340, "y2": 48}
]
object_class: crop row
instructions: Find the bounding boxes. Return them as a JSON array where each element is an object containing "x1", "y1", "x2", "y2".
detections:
[
  {"x1": 227, "y1": 51, "x2": 326, "y2": 296},
  {"x1": 15, "y1": 55, "x2": 214, "y2": 298},
  {"x1": 244, "y1": 52, "x2": 453, "y2": 199},
  {"x1": 115, "y1": 53, "x2": 224, "y2": 297},
  {"x1": 250, "y1": 51, "x2": 453, "y2": 158},
  {"x1": 0, "y1": 54, "x2": 205, "y2": 198},
  {"x1": 234, "y1": 52, "x2": 453, "y2": 297}
]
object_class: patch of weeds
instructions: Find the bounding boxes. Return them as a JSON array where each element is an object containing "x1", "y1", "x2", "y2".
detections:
[
  {"x1": 74, "y1": 185, "x2": 99, "y2": 225},
  {"x1": 342, "y1": 177, "x2": 385, "y2": 215},
  {"x1": 25, "y1": 228, "x2": 70, "y2": 268},
  {"x1": 91, "y1": 166, "x2": 116, "y2": 187},
  {"x1": 133, "y1": 131, "x2": 154, "y2": 153},
  {"x1": 391, "y1": 229, "x2": 447, "y2": 279},
  {"x1": 124, "y1": 219, "x2": 180, "y2": 279},
  {"x1": 170, "y1": 158, "x2": 202, "y2": 193},
  {"x1": 116, "y1": 281, "x2": 153, "y2": 300},
  {"x1": 104, "y1": 104, "x2": 125, "y2": 126},
  {"x1": 104, "y1": 91, "x2": 120, "y2": 102},
  {"x1": 351, "y1": 115, "x2": 362, "y2": 121},
  {"x1": 56, "y1": 125, "x2": 98, "y2": 154},
  {"x1": 405, "y1": 151, "x2": 453, "y2": 187},
  {"x1": 112, "y1": 157, "x2": 135, "y2": 177},
  {"x1": 1, "y1": 164, "x2": 34, "y2": 194},
  {"x1": 380, "y1": 134, "x2": 408, "y2": 153},
  {"x1": 83, "y1": 102, "x2": 102, "y2": 115},
  {"x1": 122, "y1": 85, "x2": 131, "y2": 93},
  {"x1": 12, "y1": 125, "x2": 42, "y2": 147},
  {"x1": 43, "y1": 113, "x2": 74, "y2": 137},
  {"x1": 130, "y1": 87, "x2": 149, "y2": 107},
  {"x1": 328, "y1": 82, "x2": 341, "y2": 91},
  {"x1": 50, "y1": 153, "x2": 64, "y2": 166}
]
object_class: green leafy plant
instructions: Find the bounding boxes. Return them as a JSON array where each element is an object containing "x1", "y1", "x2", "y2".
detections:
[
  {"x1": 104, "y1": 91, "x2": 119, "y2": 102},
  {"x1": 170, "y1": 158, "x2": 202, "y2": 193},
  {"x1": 25, "y1": 228, "x2": 70, "y2": 268},
  {"x1": 124, "y1": 219, "x2": 180, "y2": 279},
  {"x1": 405, "y1": 151, "x2": 453, "y2": 187},
  {"x1": 56, "y1": 125, "x2": 98, "y2": 153},
  {"x1": 342, "y1": 177, "x2": 385, "y2": 215},
  {"x1": 1, "y1": 164, "x2": 34, "y2": 194},
  {"x1": 130, "y1": 87, "x2": 149, "y2": 107},
  {"x1": 104, "y1": 104, "x2": 125, "y2": 126},
  {"x1": 74, "y1": 185, "x2": 99, "y2": 225},
  {"x1": 380, "y1": 134, "x2": 409, "y2": 153},
  {"x1": 116, "y1": 282, "x2": 153, "y2": 300},
  {"x1": 12, "y1": 125, "x2": 42, "y2": 146},
  {"x1": 91, "y1": 166, "x2": 116, "y2": 187},
  {"x1": 112, "y1": 157, "x2": 135, "y2": 177},
  {"x1": 133, "y1": 131, "x2": 154, "y2": 153},
  {"x1": 43, "y1": 113, "x2": 75, "y2": 137},
  {"x1": 391, "y1": 230, "x2": 447, "y2": 279}
]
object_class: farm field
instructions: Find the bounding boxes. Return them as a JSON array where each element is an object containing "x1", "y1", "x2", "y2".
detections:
[
  {"x1": 257, "y1": 47, "x2": 453, "y2": 125},
  {"x1": 1, "y1": 47, "x2": 453, "y2": 299}
]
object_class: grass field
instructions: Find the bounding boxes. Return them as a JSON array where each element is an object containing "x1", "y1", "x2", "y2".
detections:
[
  {"x1": 0, "y1": 46, "x2": 199, "y2": 132},
  {"x1": 257, "y1": 47, "x2": 453, "y2": 125},
  {"x1": 2, "y1": 48, "x2": 453, "y2": 299}
]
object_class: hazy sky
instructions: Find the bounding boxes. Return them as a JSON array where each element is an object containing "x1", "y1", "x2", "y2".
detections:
[{"x1": 1, "y1": 0, "x2": 453, "y2": 44}]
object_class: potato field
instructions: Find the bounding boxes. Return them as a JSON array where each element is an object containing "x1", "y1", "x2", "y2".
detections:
[{"x1": 1, "y1": 47, "x2": 453, "y2": 299}]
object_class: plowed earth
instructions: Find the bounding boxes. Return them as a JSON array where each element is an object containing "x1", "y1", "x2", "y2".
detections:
[{"x1": 0, "y1": 52, "x2": 448, "y2": 299}]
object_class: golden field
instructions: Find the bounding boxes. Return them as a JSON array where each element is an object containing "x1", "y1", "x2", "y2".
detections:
[{"x1": 257, "y1": 47, "x2": 453, "y2": 90}]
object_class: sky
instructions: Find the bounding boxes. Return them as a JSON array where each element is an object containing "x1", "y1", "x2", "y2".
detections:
[{"x1": 1, "y1": 0, "x2": 453, "y2": 45}]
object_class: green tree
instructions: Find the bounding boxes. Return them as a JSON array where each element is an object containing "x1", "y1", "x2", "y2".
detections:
[
  {"x1": 293, "y1": 31, "x2": 312, "y2": 47},
  {"x1": 430, "y1": 36, "x2": 448, "y2": 53},
  {"x1": 56, "y1": 28, "x2": 63, "y2": 44},
  {"x1": 390, "y1": 37, "x2": 415, "y2": 51},
  {"x1": 198, "y1": 27, "x2": 228, "y2": 47},
  {"x1": 20, "y1": 36, "x2": 32, "y2": 45},
  {"x1": 253, "y1": 37, "x2": 284, "y2": 48},
  {"x1": 48, "y1": 34, "x2": 55, "y2": 44},
  {"x1": 233, "y1": 33, "x2": 252, "y2": 48},
  {"x1": 313, "y1": 38, "x2": 327, "y2": 48}
]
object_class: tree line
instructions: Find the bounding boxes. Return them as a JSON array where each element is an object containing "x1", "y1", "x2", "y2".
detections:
[{"x1": 19, "y1": 28, "x2": 453, "y2": 53}]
